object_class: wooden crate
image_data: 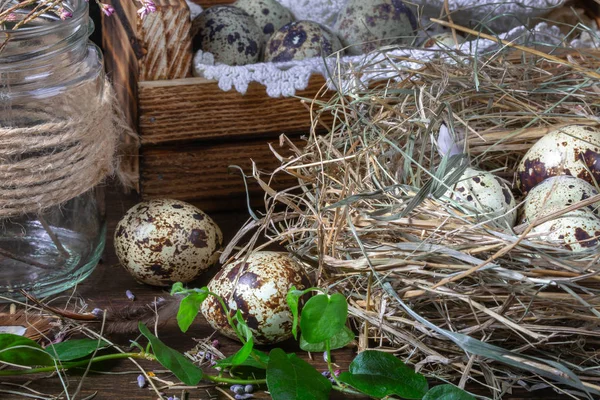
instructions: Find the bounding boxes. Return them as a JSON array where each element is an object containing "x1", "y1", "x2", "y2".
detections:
[{"x1": 102, "y1": 0, "x2": 330, "y2": 211}]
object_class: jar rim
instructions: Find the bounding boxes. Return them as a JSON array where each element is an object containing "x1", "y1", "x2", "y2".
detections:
[{"x1": 1, "y1": 0, "x2": 88, "y2": 38}]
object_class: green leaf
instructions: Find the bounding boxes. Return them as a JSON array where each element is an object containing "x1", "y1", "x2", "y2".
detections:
[
  {"x1": 177, "y1": 290, "x2": 208, "y2": 333},
  {"x1": 230, "y1": 311, "x2": 254, "y2": 366},
  {"x1": 216, "y1": 349, "x2": 269, "y2": 370},
  {"x1": 138, "y1": 323, "x2": 202, "y2": 385},
  {"x1": 0, "y1": 334, "x2": 54, "y2": 366},
  {"x1": 300, "y1": 326, "x2": 355, "y2": 352},
  {"x1": 46, "y1": 338, "x2": 110, "y2": 362},
  {"x1": 423, "y1": 385, "x2": 475, "y2": 400},
  {"x1": 170, "y1": 282, "x2": 185, "y2": 295},
  {"x1": 300, "y1": 293, "x2": 348, "y2": 344},
  {"x1": 266, "y1": 348, "x2": 331, "y2": 400},
  {"x1": 338, "y1": 350, "x2": 428, "y2": 399},
  {"x1": 286, "y1": 286, "x2": 303, "y2": 340}
]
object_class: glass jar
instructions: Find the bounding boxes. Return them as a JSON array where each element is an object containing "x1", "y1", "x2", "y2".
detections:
[{"x1": 0, "y1": 0, "x2": 106, "y2": 298}]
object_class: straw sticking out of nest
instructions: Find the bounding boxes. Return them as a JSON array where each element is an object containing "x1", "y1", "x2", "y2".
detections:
[{"x1": 222, "y1": 26, "x2": 600, "y2": 400}]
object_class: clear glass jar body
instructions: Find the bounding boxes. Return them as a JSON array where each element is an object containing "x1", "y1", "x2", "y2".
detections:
[{"x1": 0, "y1": 0, "x2": 106, "y2": 298}]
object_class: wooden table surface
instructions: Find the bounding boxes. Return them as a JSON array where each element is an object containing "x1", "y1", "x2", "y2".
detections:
[{"x1": 0, "y1": 184, "x2": 566, "y2": 400}]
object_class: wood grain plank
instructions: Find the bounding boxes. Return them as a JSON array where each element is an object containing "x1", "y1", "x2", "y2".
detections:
[
  {"x1": 140, "y1": 137, "x2": 304, "y2": 211},
  {"x1": 138, "y1": 76, "x2": 331, "y2": 144}
]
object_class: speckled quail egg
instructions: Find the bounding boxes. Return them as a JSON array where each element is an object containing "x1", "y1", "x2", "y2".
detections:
[
  {"x1": 517, "y1": 125, "x2": 600, "y2": 194},
  {"x1": 522, "y1": 175, "x2": 600, "y2": 223},
  {"x1": 194, "y1": 5, "x2": 262, "y2": 66},
  {"x1": 114, "y1": 199, "x2": 223, "y2": 286},
  {"x1": 264, "y1": 20, "x2": 343, "y2": 62},
  {"x1": 201, "y1": 251, "x2": 311, "y2": 344},
  {"x1": 334, "y1": 0, "x2": 417, "y2": 55},
  {"x1": 531, "y1": 214, "x2": 600, "y2": 252},
  {"x1": 233, "y1": 0, "x2": 294, "y2": 45},
  {"x1": 422, "y1": 32, "x2": 464, "y2": 48},
  {"x1": 444, "y1": 167, "x2": 517, "y2": 227}
]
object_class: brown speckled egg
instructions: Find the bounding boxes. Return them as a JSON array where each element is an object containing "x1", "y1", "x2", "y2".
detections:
[
  {"x1": 233, "y1": 0, "x2": 294, "y2": 45},
  {"x1": 201, "y1": 251, "x2": 311, "y2": 344},
  {"x1": 264, "y1": 20, "x2": 342, "y2": 62},
  {"x1": 334, "y1": 0, "x2": 417, "y2": 55},
  {"x1": 114, "y1": 199, "x2": 223, "y2": 287},
  {"x1": 517, "y1": 125, "x2": 600, "y2": 194},
  {"x1": 523, "y1": 176, "x2": 600, "y2": 223},
  {"x1": 531, "y1": 214, "x2": 600, "y2": 252},
  {"x1": 444, "y1": 167, "x2": 517, "y2": 227},
  {"x1": 194, "y1": 5, "x2": 262, "y2": 65}
]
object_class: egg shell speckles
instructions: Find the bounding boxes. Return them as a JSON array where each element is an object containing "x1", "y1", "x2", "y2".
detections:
[
  {"x1": 531, "y1": 215, "x2": 600, "y2": 252},
  {"x1": 114, "y1": 199, "x2": 223, "y2": 287},
  {"x1": 445, "y1": 167, "x2": 517, "y2": 227},
  {"x1": 194, "y1": 6, "x2": 262, "y2": 66},
  {"x1": 233, "y1": 0, "x2": 294, "y2": 45},
  {"x1": 201, "y1": 251, "x2": 311, "y2": 344},
  {"x1": 517, "y1": 125, "x2": 600, "y2": 194},
  {"x1": 334, "y1": 0, "x2": 417, "y2": 55},
  {"x1": 264, "y1": 20, "x2": 342, "y2": 62},
  {"x1": 523, "y1": 176, "x2": 600, "y2": 223}
]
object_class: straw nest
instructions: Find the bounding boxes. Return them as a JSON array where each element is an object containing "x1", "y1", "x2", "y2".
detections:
[{"x1": 222, "y1": 31, "x2": 600, "y2": 399}]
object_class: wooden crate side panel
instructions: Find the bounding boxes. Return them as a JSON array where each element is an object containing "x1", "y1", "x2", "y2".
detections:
[
  {"x1": 138, "y1": 76, "x2": 331, "y2": 144},
  {"x1": 140, "y1": 138, "x2": 302, "y2": 211}
]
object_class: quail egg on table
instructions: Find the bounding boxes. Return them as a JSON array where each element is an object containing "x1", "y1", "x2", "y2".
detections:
[
  {"x1": 517, "y1": 125, "x2": 600, "y2": 194},
  {"x1": 334, "y1": 0, "x2": 417, "y2": 55},
  {"x1": 444, "y1": 167, "x2": 517, "y2": 227},
  {"x1": 114, "y1": 199, "x2": 223, "y2": 287},
  {"x1": 233, "y1": 0, "x2": 294, "y2": 45},
  {"x1": 201, "y1": 251, "x2": 311, "y2": 344},
  {"x1": 522, "y1": 175, "x2": 600, "y2": 223},
  {"x1": 194, "y1": 5, "x2": 262, "y2": 66},
  {"x1": 531, "y1": 214, "x2": 600, "y2": 252},
  {"x1": 264, "y1": 20, "x2": 343, "y2": 62}
]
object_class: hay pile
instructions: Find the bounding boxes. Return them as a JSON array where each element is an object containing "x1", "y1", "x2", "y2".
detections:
[{"x1": 223, "y1": 32, "x2": 600, "y2": 399}]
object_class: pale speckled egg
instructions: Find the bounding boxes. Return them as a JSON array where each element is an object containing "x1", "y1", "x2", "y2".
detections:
[
  {"x1": 264, "y1": 20, "x2": 343, "y2": 62},
  {"x1": 334, "y1": 0, "x2": 417, "y2": 55},
  {"x1": 531, "y1": 214, "x2": 600, "y2": 252},
  {"x1": 233, "y1": 0, "x2": 294, "y2": 45},
  {"x1": 114, "y1": 199, "x2": 223, "y2": 287},
  {"x1": 194, "y1": 5, "x2": 262, "y2": 66},
  {"x1": 201, "y1": 251, "x2": 311, "y2": 344},
  {"x1": 523, "y1": 176, "x2": 600, "y2": 223},
  {"x1": 517, "y1": 125, "x2": 600, "y2": 194},
  {"x1": 422, "y1": 32, "x2": 464, "y2": 48},
  {"x1": 445, "y1": 167, "x2": 517, "y2": 227}
]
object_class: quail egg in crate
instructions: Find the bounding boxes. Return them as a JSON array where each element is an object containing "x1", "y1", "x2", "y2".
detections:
[
  {"x1": 334, "y1": 0, "x2": 417, "y2": 55},
  {"x1": 194, "y1": 5, "x2": 262, "y2": 65},
  {"x1": 114, "y1": 199, "x2": 223, "y2": 286},
  {"x1": 444, "y1": 167, "x2": 517, "y2": 227},
  {"x1": 517, "y1": 125, "x2": 600, "y2": 194},
  {"x1": 233, "y1": 0, "x2": 294, "y2": 45},
  {"x1": 264, "y1": 20, "x2": 343, "y2": 62},
  {"x1": 422, "y1": 32, "x2": 464, "y2": 49},
  {"x1": 531, "y1": 214, "x2": 600, "y2": 252},
  {"x1": 522, "y1": 175, "x2": 600, "y2": 223},
  {"x1": 201, "y1": 251, "x2": 311, "y2": 344}
]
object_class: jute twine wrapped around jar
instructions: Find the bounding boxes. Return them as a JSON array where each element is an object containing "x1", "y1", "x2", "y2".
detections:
[{"x1": 0, "y1": 81, "x2": 136, "y2": 217}]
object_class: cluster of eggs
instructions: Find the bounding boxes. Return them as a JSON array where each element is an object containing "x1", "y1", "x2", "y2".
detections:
[
  {"x1": 193, "y1": 0, "x2": 458, "y2": 67},
  {"x1": 443, "y1": 125, "x2": 600, "y2": 252},
  {"x1": 114, "y1": 199, "x2": 311, "y2": 344}
]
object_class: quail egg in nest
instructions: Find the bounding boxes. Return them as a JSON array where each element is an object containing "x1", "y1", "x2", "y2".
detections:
[
  {"x1": 194, "y1": 5, "x2": 262, "y2": 65},
  {"x1": 422, "y1": 32, "x2": 464, "y2": 48},
  {"x1": 264, "y1": 20, "x2": 342, "y2": 62},
  {"x1": 114, "y1": 199, "x2": 223, "y2": 286},
  {"x1": 517, "y1": 125, "x2": 600, "y2": 194},
  {"x1": 234, "y1": 0, "x2": 294, "y2": 45},
  {"x1": 444, "y1": 167, "x2": 517, "y2": 227},
  {"x1": 201, "y1": 251, "x2": 311, "y2": 344},
  {"x1": 334, "y1": 0, "x2": 417, "y2": 55},
  {"x1": 522, "y1": 175, "x2": 600, "y2": 223},
  {"x1": 531, "y1": 214, "x2": 600, "y2": 252}
]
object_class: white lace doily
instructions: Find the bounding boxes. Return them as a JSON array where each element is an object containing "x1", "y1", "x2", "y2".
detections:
[{"x1": 189, "y1": 0, "x2": 600, "y2": 98}]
